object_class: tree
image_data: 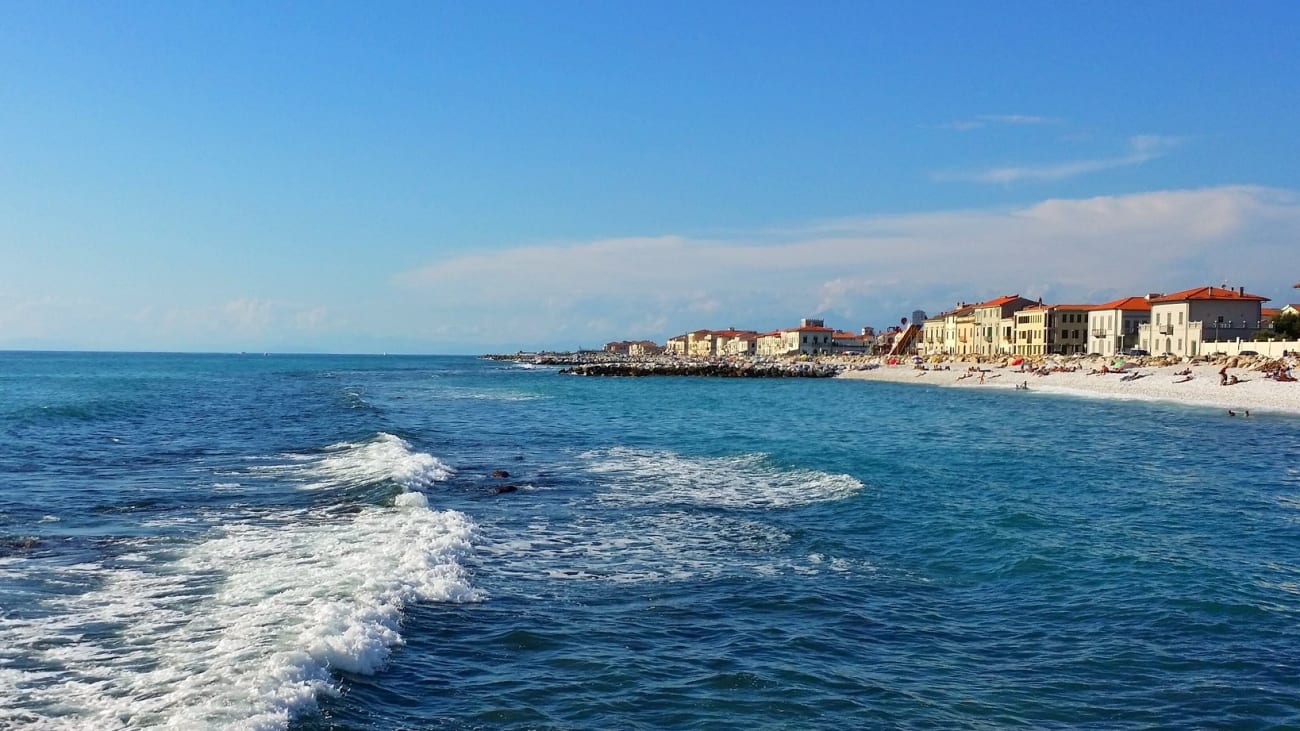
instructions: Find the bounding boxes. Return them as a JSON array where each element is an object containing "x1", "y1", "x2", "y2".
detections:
[{"x1": 1273, "y1": 312, "x2": 1300, "y2": 339}]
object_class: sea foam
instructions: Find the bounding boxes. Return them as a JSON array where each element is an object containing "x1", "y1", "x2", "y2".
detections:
[
  {"x1": 582, "y1": 447, "x2": 864, "y2": 509},
  {"x1": 0, "y1": 436, "x2": 477, "y2": 730}
]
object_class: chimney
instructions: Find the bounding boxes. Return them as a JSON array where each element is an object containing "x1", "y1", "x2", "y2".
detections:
[{"x1": 1239, "y1": 286, "x2": 1244, "y2": 295}]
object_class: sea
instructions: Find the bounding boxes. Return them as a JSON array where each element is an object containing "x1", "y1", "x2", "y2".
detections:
[{"x1": 2, "y1": 351, "x2": 1299, "y2": 730}]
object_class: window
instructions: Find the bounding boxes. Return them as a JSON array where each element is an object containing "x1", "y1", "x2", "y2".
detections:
[{"x1": 1178, "y1": 312, "x2": 1184, "y2": 325}]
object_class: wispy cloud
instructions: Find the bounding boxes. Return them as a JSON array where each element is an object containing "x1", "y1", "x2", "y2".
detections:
[
  {"x1": 395, "y1": 186, "x2": 1299, "y2": 347},
  {"x1": 940, "y1": 114, "x2": 1061, "y2": 131},
  {"x1": 935, "y1": 135, "x2": 1185, "y2": 184}
]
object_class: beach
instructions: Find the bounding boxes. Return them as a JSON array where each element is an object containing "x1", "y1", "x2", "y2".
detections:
[{"x1": 839, "y1": 358, "x2": 1300, "y2": 415}]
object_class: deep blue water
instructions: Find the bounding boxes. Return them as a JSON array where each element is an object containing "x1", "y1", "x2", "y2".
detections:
[{"x1": 2, "y1": 352, "x2": 1299, "y2": 729}]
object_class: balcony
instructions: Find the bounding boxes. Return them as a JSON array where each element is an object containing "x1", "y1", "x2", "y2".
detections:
[
  {"x1": 1158, "y1": 324, "x2": 1174, "y2": 335},
  {"x1": 1091, "y1": 328, "x2": 1108, "y2": 338}
]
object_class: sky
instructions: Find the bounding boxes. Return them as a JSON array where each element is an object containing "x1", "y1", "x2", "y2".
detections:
[{"x1": 2, "y1": 1, "x2": 1299, "y2": 353}]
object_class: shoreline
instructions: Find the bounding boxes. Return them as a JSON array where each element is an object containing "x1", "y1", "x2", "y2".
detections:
[
  {"x1": 837, "y1": 360, "x2": 1300, "y2": 416},
  {"x1": 487, "y1": 351, "x2": 1300, "y2": 415}
]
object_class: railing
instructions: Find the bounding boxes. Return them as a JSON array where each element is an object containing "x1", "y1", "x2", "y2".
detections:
[
  {"x1": 1159, "y1": 324, "x2": 1174, "y2": 335},
  {"x1": 1091, "y1": 328, "x2": 1108, "y2": 338}
]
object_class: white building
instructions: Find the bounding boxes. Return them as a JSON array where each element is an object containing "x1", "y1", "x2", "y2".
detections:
[
  {"x1": 1139, "y1": 285, "x2": 1269, "y2": 357},
  {"x1": 1087, "y1": 296, "x2": 1151, "y2": 356}
]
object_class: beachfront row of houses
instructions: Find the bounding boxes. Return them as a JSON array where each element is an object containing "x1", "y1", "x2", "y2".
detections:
[
  {"x1": 606, "y1": 284, "x2": 1298, "y2": 360},
  {"x1": 604, "y1": 320, "x2": 896, "y2": 358},
  {"x1": 920, "y1": 285, "x2": 1294, "y2": 359}
]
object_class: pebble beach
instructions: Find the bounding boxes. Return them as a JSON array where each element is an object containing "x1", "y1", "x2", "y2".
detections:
[{"x1": 838, "y1": 357, "x2": 1300, "y2": 416}]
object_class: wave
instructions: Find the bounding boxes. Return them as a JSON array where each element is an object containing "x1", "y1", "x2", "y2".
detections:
[
  {"x1": 254, "y1": 433, "x2": 455, "y2": 493},
  {"x1": 581, "y1": 447, "x2": 864, "y2": 509},
  {"x1": 0, "y1": 435, "x2": 477, "y2": 730}
]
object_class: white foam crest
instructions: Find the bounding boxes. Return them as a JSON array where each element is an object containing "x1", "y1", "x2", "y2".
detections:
[
  {"x1": 0, "y1": 502, "x2": 479, "y2": 730},
  {"x1": 582, "y1": 447, "x2": 864, "y2": 509},
  {"x1": 264, "y1": 433, "x2": 454, "y2": 491}
]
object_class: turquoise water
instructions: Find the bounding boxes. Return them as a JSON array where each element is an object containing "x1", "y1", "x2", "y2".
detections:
[{"x1": 2, "y1": 352, "x2": 1298, "y2": 729}]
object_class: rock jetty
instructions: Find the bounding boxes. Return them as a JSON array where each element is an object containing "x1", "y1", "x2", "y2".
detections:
[{"x1": 557, "y1": 360, "x2": 842, "y2": 378}]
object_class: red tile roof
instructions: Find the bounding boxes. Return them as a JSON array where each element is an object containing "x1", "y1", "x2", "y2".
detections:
[
  {"x1": 975, "y1": 294, "x2": 1023, "y2": 308},
  {"x1": 1149, "y1": 286, "x2": 1269, "y2": 303},
  {"x1": 1262, "y1": 308, "x2": 1281, "y2": 318},
  {"x1": 1093, "y1": 296, "x2": 1152, "y2": 311}
]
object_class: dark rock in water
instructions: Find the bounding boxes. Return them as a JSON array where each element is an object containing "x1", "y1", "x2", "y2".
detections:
[
  {"x1": 491, "y1": 469, "x2": 510, "y2": 478},
  {"x1": 495, "y1": 484, "x2": 519, "y2": 494},
  {"x1": 0, "y1": 536, "x2": 41, "y2": 555}
]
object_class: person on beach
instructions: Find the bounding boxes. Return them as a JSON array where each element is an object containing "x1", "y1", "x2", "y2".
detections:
[{"x1": 1220, "y1": 366, "x2": 1229, "y2": 386}]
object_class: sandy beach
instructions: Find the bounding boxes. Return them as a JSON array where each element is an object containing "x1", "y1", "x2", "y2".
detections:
[{"x1": 839, "y1": 359, "x2": 1300, "y2": 416}]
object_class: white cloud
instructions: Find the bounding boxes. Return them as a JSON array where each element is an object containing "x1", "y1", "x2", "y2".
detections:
[
  {"x1": 936, "y1": 135, "x2": 1185, "y2": 183},
  {"x1": 396, "y1": 185, "x2": 1300, "y2": 346}
]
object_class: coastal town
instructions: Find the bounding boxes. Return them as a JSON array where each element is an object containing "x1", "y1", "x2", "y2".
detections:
[
  {"x1": 591, "y1": 284, "x2": 1299, "y2": 363},
  {"x1": 490, "y1": 283, "x2": 1300, "y2": 415}
]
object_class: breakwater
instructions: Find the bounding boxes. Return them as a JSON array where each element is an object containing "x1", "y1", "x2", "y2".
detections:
[
  {"x1": 558, "y1": 360, "x2": 842, "y2": 378},
  {"x1": 483, "y1": 351, "x2": 848, "y2": 377}
]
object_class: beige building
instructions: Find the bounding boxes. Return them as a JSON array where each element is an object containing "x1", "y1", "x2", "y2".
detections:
[
  {"x1": 755, "y1": 330, "x2": 787, "y2": 357},
  {"x1": 627, "y1": 340, "x2": 664, "y2": 357},
  {"x1": 974, "y1": 295, "x2": 1036, "y2": 356},
  {"x1": 920, "y1": 315, "x2": 946, "y2": 357},
  {"x1": 665, "y1": 334, "x2": 689, "y2": 356},
  {"x1": 686, "y1": 329, "x2": 717, "y2": 358},
  {"x1": 1139, "y1": 285, "x2": 1269, "y2": 357},
  {"x1": 1012, "y1": 304, "x2": 1093, "y2": 356},
  {"x1": 714, "y1": 329, "x2": 759, "y2": 357},
  {"x1": 1087, "y1": 296, "x2": 1151, "y2": 356}
]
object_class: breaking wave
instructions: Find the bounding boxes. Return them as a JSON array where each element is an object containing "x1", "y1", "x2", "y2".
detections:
[{"x1": 0, "y1": 435, "x2": 476, "y2": 730}]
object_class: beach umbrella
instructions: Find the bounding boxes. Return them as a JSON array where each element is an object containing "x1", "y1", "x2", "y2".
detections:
[{"x1": 1010, "y1": 357, "x2": 1024, "y2": 366}]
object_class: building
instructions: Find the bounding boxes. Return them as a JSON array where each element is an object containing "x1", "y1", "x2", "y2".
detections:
[
  {"x1": 1086, "y1": 296, "x2": 1151, "y2": 356},
  {"x1": 687, "y1": 329, "x2": 718, "y2": 358},
  {"x1": 754, "y1": 319, "x2": 836, "y2": 357},
  {"x1": 755, "y1": 330, "x2": 787, "y2": 357},
  {"x1": 973, "y1": 295, "x2": 1037, "y2": 356},
  {"x1": 713, "y1": 328, "x2": 759, "y2": 357},
  {"x1": 832, "y1": 328, "x2": 875, "y2": 354},
  {"x1": 627, "y1": 340, "x2": 664, "y2": 357},
  {"x1": 920, "y1": 314, "x2": 946, "y2": 357},
  {"x1": 930, "y1": 304, "x2": 978, "y2": 356},
  {"x1": 1011, "y1": 303, "x2": 1093, "y2": 356},
  {"x1": 665, "y1": 334, "x2": 689, "y2": 356},
  {"x1": 1138, "y1": 285, "x2": 1269, "y2": 357}
]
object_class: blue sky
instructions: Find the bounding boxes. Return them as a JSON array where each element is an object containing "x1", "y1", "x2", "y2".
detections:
[{"x1": 2, "y1": 2, "x2": 1298, "y2": 353}]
